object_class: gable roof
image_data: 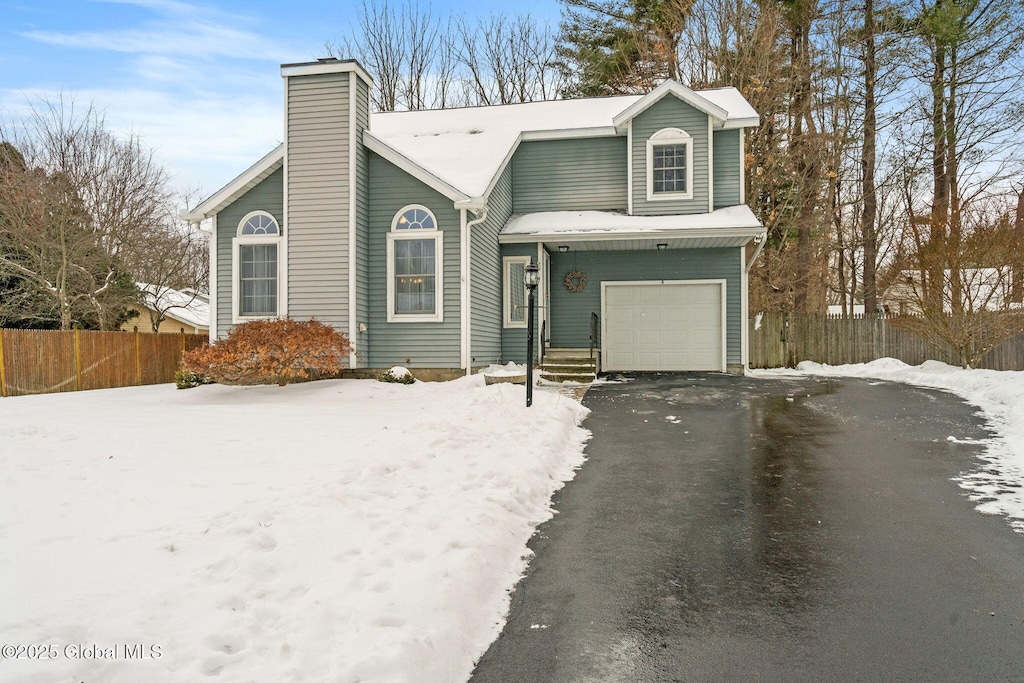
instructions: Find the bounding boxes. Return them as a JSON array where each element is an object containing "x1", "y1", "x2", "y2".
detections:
[
  {"x1": 186, "y1": 83, "x2": 759, "y2": 217},
  {"x1": 368, "y1": 87, "x2": 758, "y2": 201},
  {"x1": 136, "y1": 283, "x2": 210, "y2": 329}
]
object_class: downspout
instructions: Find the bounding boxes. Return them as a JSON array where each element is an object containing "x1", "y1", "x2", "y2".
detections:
[{"x1": 462, "y1": 206, "x2": 489, "y2": 376}]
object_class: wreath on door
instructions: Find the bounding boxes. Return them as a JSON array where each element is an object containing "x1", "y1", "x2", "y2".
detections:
[{"x1": 564, "y1": 270, "x2": 587, "y2": 293}]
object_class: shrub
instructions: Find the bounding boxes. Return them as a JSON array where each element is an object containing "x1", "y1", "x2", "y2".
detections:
[
  {"x1": 378, "y1": 366, "x2": 415, "y2": 384},
  {"x1": 181, "y1": 318, "x2": 355, "y2": 386},
  {"x1": 174, "y1": 369, "x2": 210, "y2": 390}
]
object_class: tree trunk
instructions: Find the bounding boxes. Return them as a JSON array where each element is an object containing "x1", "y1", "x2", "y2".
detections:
[{"x1": 860, "y1": 0, "x2": 878, "y2": 317}]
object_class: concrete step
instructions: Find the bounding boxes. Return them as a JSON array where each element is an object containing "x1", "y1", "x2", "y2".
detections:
[
  {"x1": 543, "y1": 347, "x2": 594, "y2": 358},
  {"x1": 539, "y1": 371, "x2": 597, "y2": 384},
  {"x1": 540, "y1": 361, "x2": 597, "y2": 371}
]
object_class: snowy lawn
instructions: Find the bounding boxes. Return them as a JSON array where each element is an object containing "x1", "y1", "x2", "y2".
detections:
[
  {"x1": 0, "y1": 375, "x2": 589, "y2": 682},
  {"x1": 751, "y1": 359, "x2": 1024, "y2": 533}
]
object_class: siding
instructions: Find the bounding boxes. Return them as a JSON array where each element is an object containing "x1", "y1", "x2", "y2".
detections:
[
  {"x1": 512, "y1": 137, "x2": 628, "y2": 213},
  {"x1": 286, "y1": 72, "x2": 350, "y2": 329},
  {"x1": 215, "y1": 167, "x2": 284, "y2": 337},
  {"x1": 500, "y1": 243, "x2": 542, "y2": 363},
  {"x1": 354, "y1": 77, "x2": 371, "y2": 358},
  {"x1": 471, "y1": 165, "x2": 512, "y2": 367},
  {"x1": 367, "y1": 152, "x2": 462, "y2": 368},
  {"x1": 502, "y1": 247, "x2": 743, "y2": 366},
  {"x1": 631, "y1": 96, "x2": 710, "y2": 215},
  {"x1": 713, "y1": 129, "x2": 741, "y2": 208}
]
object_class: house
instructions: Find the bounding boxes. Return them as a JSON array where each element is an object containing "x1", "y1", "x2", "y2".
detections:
[
  {"x1": 882, "y1": 268, "x2": 1017, "y2": 315},
  {"x1": 183, "y1": 58, "x2": 765, "y2": 378},
  {"x1": 120, "y1": 284, "x2": 210, "y2": 334}
]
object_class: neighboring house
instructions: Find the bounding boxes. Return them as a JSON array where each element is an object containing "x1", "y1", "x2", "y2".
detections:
[
  {"x1": 120, "y1": 284, "x2": 210, "y2": 335},
  {"x1": 183, "y1": 58, "x2": 765, "y2": 377},
  {"x1": 882, "y1": 269, "x2": 1016, "y2": 315}
]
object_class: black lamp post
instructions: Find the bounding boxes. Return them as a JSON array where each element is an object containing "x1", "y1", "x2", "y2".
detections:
[{"x1": 524, "y1": 260, "x2": 540, "y2": 407}]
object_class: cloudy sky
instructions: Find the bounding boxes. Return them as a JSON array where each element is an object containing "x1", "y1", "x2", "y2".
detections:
[{"x1": 1, "y1": 0, "x2": 559, "y2": 204}]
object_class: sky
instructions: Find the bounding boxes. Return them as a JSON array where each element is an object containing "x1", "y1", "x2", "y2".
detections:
[{"x1": 1, "y1": 0, "x2": 562, "y2": 205}]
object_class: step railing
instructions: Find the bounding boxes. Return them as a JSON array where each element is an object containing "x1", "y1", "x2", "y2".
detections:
[{"x1": 589, "y1": 312, "x2": 599, "y2": 362}]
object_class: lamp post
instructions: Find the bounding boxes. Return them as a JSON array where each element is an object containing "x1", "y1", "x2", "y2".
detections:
[{"x1": 524, "y1": 260, "x2": 540, "y2": 407}]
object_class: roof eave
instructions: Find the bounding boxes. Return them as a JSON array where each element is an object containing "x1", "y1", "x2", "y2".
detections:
[
  {"x1": 612, "y1": 81, "x2": 730, "y2": 131},
  {"x1": 363, "y1": 132, "x2": 470, "y2": 203},
  {"x1": 499, "y1": 226, "x2": 766, "y2": 244},
  {"x1": 181, "y1": 144, "x2": 284, "y2": 221}
]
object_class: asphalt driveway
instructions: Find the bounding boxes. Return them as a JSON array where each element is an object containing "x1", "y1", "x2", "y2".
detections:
[{"x1": 469, "y1": 373, "x2": 1024, "y2": 682}]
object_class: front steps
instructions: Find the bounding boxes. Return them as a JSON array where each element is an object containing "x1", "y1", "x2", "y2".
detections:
[{"x1": 539, "y1": 348, "x2": 599, "y2": 383}]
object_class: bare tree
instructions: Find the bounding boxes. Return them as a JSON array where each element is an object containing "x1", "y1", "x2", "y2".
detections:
[
  {"x1": 1, "y1": 97, "x2": 179, "y2": 330},
  {"x1": 890, "y1": 198, "x2": 1024, "y2": 367}
]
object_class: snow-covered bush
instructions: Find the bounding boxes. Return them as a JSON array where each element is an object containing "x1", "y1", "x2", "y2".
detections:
[
  {"x1": 181, "y1": 318, "x2": 354, "y2": 386},
  {"x1": 378, "y1": 366, "x2": 415, "y2": 384}
]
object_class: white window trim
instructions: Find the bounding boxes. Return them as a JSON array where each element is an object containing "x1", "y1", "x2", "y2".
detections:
[
  {"x1": 503, "y1": 256, "x2": 532, "y2": 328},
  {"x1": 387, "y1": 225, "x2": 444, "y2": 324},
  {"x1": 232, "y1": 211, "x2": 283, "y2": 324},
  {"x1": 391, "y1": 203, "x2": 437, "y2": 231},
  {"x1": 646, "y1": 127, "x2": 694, "y2": 202}
]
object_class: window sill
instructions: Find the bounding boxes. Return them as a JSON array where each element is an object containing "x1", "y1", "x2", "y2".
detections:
[
  {"x1": 387, "y1": 313, "x2": 444, "y2": 324},
  {"x1": 646, "y1": 191, "x2": 694, "y2": 202}
]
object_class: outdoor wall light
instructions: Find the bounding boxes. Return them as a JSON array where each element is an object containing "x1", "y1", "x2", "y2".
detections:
[
  {"x1": 524, "y1": 261, "x2": 540, "y2": 407},
  {"x1": 657, "y1": 243, "x2": 668, "y2": 250},
  {"x1": 558, "y1": 245, "x2": 569, "y2": 253}
]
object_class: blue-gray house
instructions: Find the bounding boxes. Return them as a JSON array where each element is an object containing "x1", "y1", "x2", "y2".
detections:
[{"x1": 184, "y1": 58, "x2": 765, "y2": 377}]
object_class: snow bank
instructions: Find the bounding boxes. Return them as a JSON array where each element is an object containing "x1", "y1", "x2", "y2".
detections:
[
  {"x1": 751, "y1": 359, "x2": 1024, "y2": 532},
  {"x1": 0, "y1": 376, "x2": 590, "y2": 682}
]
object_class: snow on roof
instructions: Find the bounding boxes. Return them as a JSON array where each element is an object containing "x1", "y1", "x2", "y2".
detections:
[
  {"x1": 500, "y1": 205, "x2": 763, "y2": 240},
  {"x1": 369, "y1": 87, "x2": 756, "y2": 199},
  {"x1": 137, "y1": 283, "x2": 210, "y2": 329}
]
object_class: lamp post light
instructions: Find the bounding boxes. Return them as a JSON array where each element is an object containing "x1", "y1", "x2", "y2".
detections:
[{"x1": 524, "y1": 260, "x2": 540, "y2": 407}]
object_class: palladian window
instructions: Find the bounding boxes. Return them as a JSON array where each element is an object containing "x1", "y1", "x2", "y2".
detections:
[
  {"x1": 233, "y1": 211, "x2": 282, "y2": 321},
  {"x1": 387, "y1": 205, "x2": 443, "y2": 322}
]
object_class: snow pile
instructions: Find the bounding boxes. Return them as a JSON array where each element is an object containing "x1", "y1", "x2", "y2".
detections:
[
  {"x1": 479, "y1": 362, "x2": 526, "y2": 378},
  {"x1": 751, "y1": 359, "x2": 1024, "y2": 532},
  {"x1": 0, "y1": 376, "x2": 589, "y2": 682}
]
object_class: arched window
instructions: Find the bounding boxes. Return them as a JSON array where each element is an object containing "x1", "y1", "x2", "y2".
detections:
[
  {"x1": 233, "y1": 210, "x2": 282, "y2": 321},
  {"x1": 647, "y1": 127, "x2": 693, "y2": 201},
  {"x1": 387, "y1": 204, "x2": 443, "y2": 322}
]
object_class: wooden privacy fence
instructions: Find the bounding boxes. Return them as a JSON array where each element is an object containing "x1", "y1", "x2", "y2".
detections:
[
  {"x1": 748, "y1": 312, "x2": 1024, "y2": 371},
  {"x1": 0, "y1": 329, "x2": 208, "y2": 397}
]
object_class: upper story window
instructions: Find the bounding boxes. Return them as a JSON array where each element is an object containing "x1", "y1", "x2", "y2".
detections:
[
  {"x1": 233, "y1": 210, "x2": 282, "y2": 322},
  {"x1": 387, "y1": 204, "x2": 443, "y2": 323},
  {"x1": 647, "y1": 127, "x2": 693, "y2": 201}
]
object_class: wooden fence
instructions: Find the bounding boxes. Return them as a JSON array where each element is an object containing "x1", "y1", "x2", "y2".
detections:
[
  {"x1": 748, "y1": 311, "x2": 1024, "y2": 371},
  {"x1": 0, "y1": 329, "x2": 208, "y2": 397}
]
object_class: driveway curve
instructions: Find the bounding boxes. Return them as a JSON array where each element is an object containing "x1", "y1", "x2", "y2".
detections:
[{"x1": 470, "y1": 373, "x2": 1024, "y2": 683}]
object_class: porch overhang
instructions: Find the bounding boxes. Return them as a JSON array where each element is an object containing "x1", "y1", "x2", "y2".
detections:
[{"x1": 498, "y1": 206, "x2": 765, "y2": 251}]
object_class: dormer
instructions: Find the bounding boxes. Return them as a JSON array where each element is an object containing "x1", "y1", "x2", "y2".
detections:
[{"x1": 613, "y1": 81, "x2": 759, "y2": 217}]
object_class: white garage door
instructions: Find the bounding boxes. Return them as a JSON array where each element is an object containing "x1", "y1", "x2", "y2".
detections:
[{"x1": 603, "y1": 281, "x2": 724, "y2": 372}]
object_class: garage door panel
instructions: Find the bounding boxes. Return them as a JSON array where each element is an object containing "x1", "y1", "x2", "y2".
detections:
[{"x1": 604, "y1": 282, "x2": 723, "y2": 372}]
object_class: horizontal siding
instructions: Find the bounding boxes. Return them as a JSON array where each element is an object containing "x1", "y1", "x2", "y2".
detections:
[
  {"x1": 214, "y1": 167, "x2": 284, "y2": 338},
  {"x1": 471, "y1": 165, "x2": 512, "y2": 367},
  {"x1": 354, "y1": 78, "x2": 371, "y2": 359},
  {"x1": 509, "y1": 247, "x2": 743, "y2": 366},
  {"x1": 367, "y1": 152, "x2": 462, "y2": 368},
  {"x1": 713, "y1": 129, "x2": 741, "y2": 208},
  {"x1": 512, "y1": 137, "x2": 628, "y2": 213},
  {"x1": 286, "y1": 71, "x2": 350, "y2": 330},
  {"x1": 500, "y1": 243, "x2": 541, "y2": 363},
  {"x1": 632, "y1": 96, "x2": 710, "y2": 216}
]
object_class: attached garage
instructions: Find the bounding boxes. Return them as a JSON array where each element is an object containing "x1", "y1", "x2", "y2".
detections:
[{"x1": 601, "y1": 280, "x2": 726, "y2": 372}]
